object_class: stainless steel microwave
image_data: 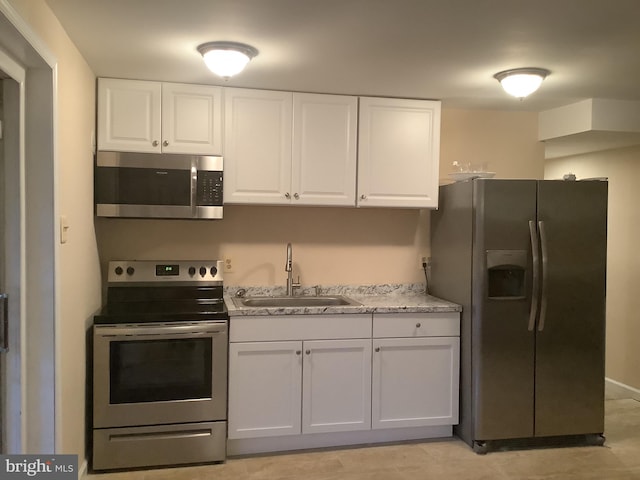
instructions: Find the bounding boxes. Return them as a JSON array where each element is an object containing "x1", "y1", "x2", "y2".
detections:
[{"x1": 95, "y1": 151, "x2": 223, "y2": 219}]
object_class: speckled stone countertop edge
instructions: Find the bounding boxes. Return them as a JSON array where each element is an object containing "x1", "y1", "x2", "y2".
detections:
[{"x1": 224, "y1": 283, "x2": 462, "y2": 316}]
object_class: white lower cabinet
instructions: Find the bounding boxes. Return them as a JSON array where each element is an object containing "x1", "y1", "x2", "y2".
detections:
[
  {"x1": 302, "y1": 339, "x2": 371, "y2": 434},
  {"x1": 228, "y1": 341, "x2": 302, "y2": 439},
  {"x1": 372, "y1": 313, "x2": 460, "y2": 429},
  {"x1": 372, "y1": 337, "x2": 460, "y2": 429},
  {"x1": 228, "y1": 338, "x2": 371, "y2": 439},
  {"x1": 227, "y1": 312, "x2": 460, "y2": 453}
]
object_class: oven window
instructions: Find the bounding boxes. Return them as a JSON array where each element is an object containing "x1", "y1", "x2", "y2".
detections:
[{"x1": 109, "y1": 338, "x2": 212, "y2": 404}]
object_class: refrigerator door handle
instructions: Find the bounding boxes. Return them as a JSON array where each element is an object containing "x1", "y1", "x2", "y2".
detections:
[
  {"x1": 538, "y1": 220, "x2": 549, "y2": 331},
  {"x1": 528, "y1": 221, "x2": 540, "y2": 331}
]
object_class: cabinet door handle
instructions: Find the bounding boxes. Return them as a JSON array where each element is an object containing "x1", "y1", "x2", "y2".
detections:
[
  {"x1": 152, "y1": 140, "x2": 159, "y2": 147},
  {"x1": 163, "y1": 140, "x2": 169, "y2": 147},
  {"x1": 375, "y1": 347, "x2": 380, "y2": 353},
  {"x1": 305, "y1": 350, "x2": 311, "y2": 355},
  {"x1": 295, "y1": 350, "x2": 301, "y2": 355},
  {"x1": 285, "y1": 192, "x2": 291, "y2": 199},
  {"x1": 360, "y1": 194, "x2": 367, "y2": 200},
  {"x1": 416, "y1": 323, "x2": 421, "y2": 328},
  {"x1": 293, "y1": 193, "x2": 300, "y2": 200}
]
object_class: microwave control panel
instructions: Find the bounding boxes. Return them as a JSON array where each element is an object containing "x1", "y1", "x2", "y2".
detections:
[{"x1": 196, "y1": 171, "x2": 223, "y2": 206}]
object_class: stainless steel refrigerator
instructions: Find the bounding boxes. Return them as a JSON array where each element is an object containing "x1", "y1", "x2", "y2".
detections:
[{"x1": 430, "y1": 178, "x2": 607, "y2": 453}]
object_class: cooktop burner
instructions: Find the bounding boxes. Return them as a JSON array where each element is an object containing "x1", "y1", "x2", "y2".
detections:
[{"x1": 95, "y1": 260, "x2": 228, "y2": 324}]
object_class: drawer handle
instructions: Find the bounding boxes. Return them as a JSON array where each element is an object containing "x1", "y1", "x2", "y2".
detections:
[
  {"x1": 416, "y1": 323, "x2": 422, "y2": 328},
  {"x1": 375, "y1": 347, "x2": 380, "y2": 353}
]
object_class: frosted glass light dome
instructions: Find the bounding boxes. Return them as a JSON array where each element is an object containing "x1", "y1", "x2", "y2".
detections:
[
  {"x1": 197, "y1": 42, "x2": 258, "y2": 79},
  {"x1": 494, "y1": 68, "x2": 550, "y2": 98}
]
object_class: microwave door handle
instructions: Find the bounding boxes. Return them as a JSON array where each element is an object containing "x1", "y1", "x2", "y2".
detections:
[
  {"x1": 191, "y1": 161, "x2": 198, "y2": 217},
  {"x1": 528, "y1": 220, "x2": 540, "y2": 331}
]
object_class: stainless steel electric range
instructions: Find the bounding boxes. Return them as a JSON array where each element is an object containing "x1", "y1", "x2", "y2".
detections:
[{"x1": 92, "y1": 260, "x2": 228, "y2": 471}]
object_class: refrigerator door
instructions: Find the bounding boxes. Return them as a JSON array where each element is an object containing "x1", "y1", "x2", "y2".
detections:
[
  {"x1": 472, "y1": 179, "x2": 538, "y2": 440},
  {"x1": 534, "y1": 180, "x2": 607, "y2": 437}
]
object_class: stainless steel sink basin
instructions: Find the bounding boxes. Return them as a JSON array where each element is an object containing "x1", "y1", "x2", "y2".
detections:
[{"x1": 232, "y1": 295, "x2": 361, "y2": 308}]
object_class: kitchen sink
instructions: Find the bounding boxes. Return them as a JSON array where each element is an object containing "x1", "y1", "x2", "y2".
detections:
[{"x1": 232, "y1": 295, "x2": 361, "y2": 308}]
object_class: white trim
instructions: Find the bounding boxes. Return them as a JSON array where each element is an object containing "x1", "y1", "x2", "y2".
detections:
[
  {"x1": 78, "y1": 459, "x2": 88, "y2": 479},
  {"x1": 0, "y1": 0, "x2": 56, "y2": 68},
  {"x1": 605, "y1": 377, "x2": 640, "y2": 401},
  {"x1": 52, "y1": 62, "x2": 62, "y2": 453}
]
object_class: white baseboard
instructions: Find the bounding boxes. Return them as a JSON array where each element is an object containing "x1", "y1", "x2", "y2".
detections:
[
  {"x1": 605, "y1": 377, "x2": 640, "y2": 401},
  {"x1": 78, "y1": 458, "x2": 88, "y2": 478}
]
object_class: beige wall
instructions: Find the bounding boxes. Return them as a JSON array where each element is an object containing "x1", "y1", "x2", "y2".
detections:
[
  {"x1": 97, "y1": 109, "x2": 544, "y2": 288},
  {"x1": 546, "y1": 146, "x2": 640, "y2": 391},
  {"x1": 440, "y1": 109, "x2": 545, "y2": 181},
  {"x1": 8, "y1": 0, "x2": 101, "y2": 460}
]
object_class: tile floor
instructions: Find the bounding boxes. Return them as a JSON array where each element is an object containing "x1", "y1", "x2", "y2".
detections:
[{"x1": 87, "y1": 395, "x2": 640, "y2": 480}]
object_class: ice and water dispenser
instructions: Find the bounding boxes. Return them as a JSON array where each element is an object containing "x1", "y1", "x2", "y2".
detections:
[{"x1": 486, "y1": 250, "x2": 527, "y2": 299}]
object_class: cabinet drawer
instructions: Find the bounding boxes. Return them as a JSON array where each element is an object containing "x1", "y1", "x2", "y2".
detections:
[
  {"x1": 230, "y1": 314, "x2": 372, "y2": 342},
  {"x1": 373, "y1": 312, "x2": 459, "y2": 338}
]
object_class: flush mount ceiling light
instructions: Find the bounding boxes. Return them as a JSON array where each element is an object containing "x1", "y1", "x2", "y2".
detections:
[
  {"x1": 197, "y1": 41, "x2": 259, "y2": 79},
  {"x1": 494, "y1": 68, "x2": 551, "y2": 99}
]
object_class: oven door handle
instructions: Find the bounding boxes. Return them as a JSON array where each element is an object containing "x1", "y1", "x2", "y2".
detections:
[{"x1": 97, "y1": 324, "x2": 227, "y2": 338}]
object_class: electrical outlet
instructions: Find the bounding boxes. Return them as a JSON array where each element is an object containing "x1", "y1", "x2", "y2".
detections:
[
  {"x1": 224, "y1": 258, "x2": 234, "y2": 273},
  {"x1": 419, "y1": 256, "x2": 428, "y2": 270}
]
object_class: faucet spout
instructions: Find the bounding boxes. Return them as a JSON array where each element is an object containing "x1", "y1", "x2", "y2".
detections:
[
  {"x1": 285, "y1": 243, "x2": 292, "y2": 272},
  {"x1": 285, "y1": 243, "x2": 300, "y2": 296}
]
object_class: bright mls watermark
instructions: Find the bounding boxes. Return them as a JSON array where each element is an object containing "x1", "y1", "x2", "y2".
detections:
[{"x1": 0, "y1": 455, "x2": 77, "y2": 480}]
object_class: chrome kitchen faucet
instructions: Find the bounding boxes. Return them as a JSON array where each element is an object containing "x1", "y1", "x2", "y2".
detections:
[{"x1": 285, "y1": 243, "x2": 301, "y2": 296}]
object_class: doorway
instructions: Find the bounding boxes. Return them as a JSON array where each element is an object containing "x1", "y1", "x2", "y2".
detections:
[{"x1": 0, "y1": 6, "x2": 57, "y2": 454}]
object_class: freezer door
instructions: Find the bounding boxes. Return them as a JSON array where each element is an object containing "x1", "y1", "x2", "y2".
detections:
[
  {"x1": 534, "y1": 180, "x2": 607, "y2": 437},
  {"x1": 472, "y1": 179, "x2": 538, "y2": 440}
]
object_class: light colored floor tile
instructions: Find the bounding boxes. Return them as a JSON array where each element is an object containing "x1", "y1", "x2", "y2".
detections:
[{"x1": 86, "y1": 398, "x2": 640, "y2": 480}]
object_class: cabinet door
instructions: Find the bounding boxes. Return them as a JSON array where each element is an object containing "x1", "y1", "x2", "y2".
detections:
[
  {"x1": 292, "y1": 93, "x2": 357, "y2": 206},
  {"x1": 228, "y1": 341, "x2": 302, "y2": 439},
  {"x1": 162, "y1": 83, "x2": 222, "y2": 154},
  {"x1": 224, "y1": 88, "x2": 293, "y2": 204},
  {"x1": 372, "y1": 337, "x2": 459, "y2": 429},
  {"x1": 98, "y1": 78, "x2": 161, "y2": 153},
  {"x1": 358, "y1": 97, "x2": 441, "y2": 208},
  {"x1": 302, "y1": 339, "x2": 371, "y2": 434}
]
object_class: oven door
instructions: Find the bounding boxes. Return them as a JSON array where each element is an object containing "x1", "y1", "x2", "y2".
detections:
[{"x1": 93, "y1": 321, "x2": 227, "y2": 429}]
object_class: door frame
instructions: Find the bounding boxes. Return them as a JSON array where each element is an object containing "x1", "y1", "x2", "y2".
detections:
[{"x1": 0, "y1": 0, "x2": 59, "y2": 454}]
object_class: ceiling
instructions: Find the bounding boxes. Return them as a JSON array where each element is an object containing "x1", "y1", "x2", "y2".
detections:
[{"x1": 44, "y1": 0, "x2": 640, "y2": 112}]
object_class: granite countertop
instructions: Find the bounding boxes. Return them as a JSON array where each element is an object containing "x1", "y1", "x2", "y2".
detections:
[{"x1": 224, "y1": 283, "x2": 461, "y2": 317}]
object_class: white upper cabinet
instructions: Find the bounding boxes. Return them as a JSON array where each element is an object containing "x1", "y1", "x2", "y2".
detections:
[
  {"x1": 358, "y1": 97, "x2": 441, "y2": 208},
  {"x1": 224, "y1": 89, "x2": 357, "y2": 206},
  {"x1": 97, "y1": 78, "x2": 222, "y2": 154},
  {"x1": 98, "y1": 78, "x2": 161, "y2": 153},
  {"x1": 292, "y1": 93, "x2": 357, "y2": 206},
  {"x1": 161, "y1": 82, "x2": 222, "y2": 154},
  {"x1": 224, "y1": 88, "x2": 293, "y2": 204}
]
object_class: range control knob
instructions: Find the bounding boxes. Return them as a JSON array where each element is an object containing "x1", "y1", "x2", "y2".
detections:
[
  {"x1": 188, "y1": 266, "x2": 196, "y2": 276},
  {"x1": 199, "y1": 266, "x2": 207, "y2": 277},
  {"x1": 114, "y1": 266, "x2": 123, "y2": 276},
  {"x1": 210, "y1": 266, "x2": 218, "y2": 277},
  {"x1": 126, "y1": 266, "x2": 135, "y2": 276}
]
